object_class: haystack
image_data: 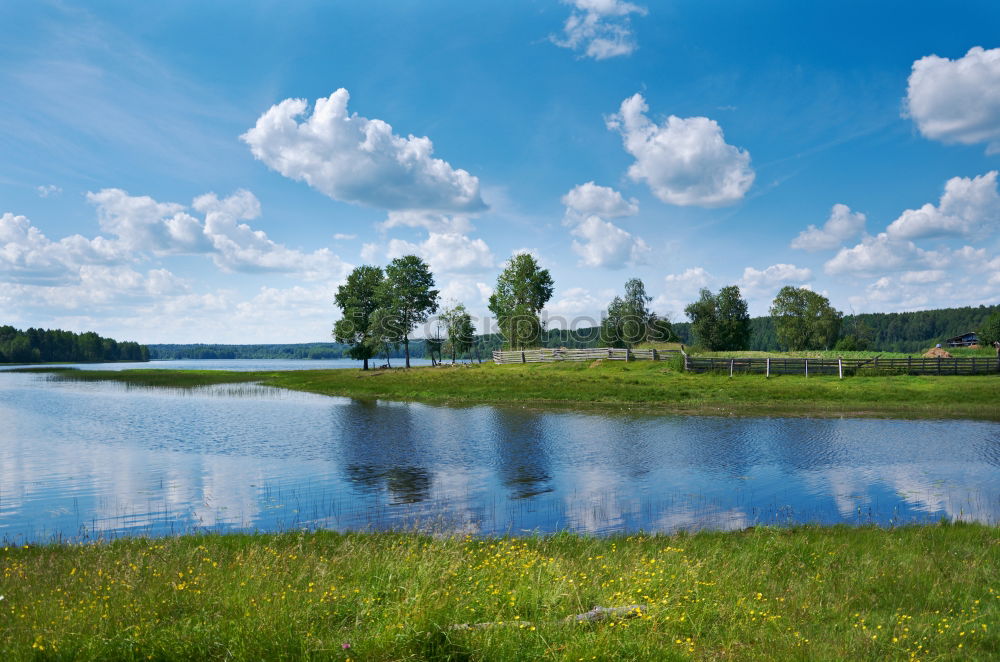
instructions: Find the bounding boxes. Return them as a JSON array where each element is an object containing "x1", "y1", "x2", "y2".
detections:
[{"x1": 922, "y1": 347, "x2": 952, "y2": 358}]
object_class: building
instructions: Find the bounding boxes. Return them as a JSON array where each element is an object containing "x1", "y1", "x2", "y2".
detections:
[{"x1": 944, "y1": 332, "x2": 978, "y2": 347}]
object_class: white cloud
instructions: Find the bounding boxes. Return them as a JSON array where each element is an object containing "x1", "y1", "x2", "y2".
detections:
[
  {"x1": 825, "y1": 233, "x2": 947, "y2": 276},
  {"x1": 899, "y1": 269, "x2": 946, "y2": 284},
  {"x1": 378, "y1": 210, "x2": 473, "y2": 234},
  {"x1": 653, "y1": 267, "x2": 715, "y2": 318},
  {"x1": 0, "y1": 212, "x2": 125, "y2": 285},
  {"x1": 194, "y1": 191, "x2": 350, "y2": 280},
  {"x1": 386, "y1": 232, "x2": 494, "y2": 274},
  {"x1": 740, "y1": 263, "x2": 812, "y2": 296},
  {"x1": 88, "y1": 188, "x2": 211, "y2": 254},
  {"x1": 360, "y1": 242, "x2": 381, "y2": 263},
  {"x1": 791, "y1": 203, "x2": 866, "y2": 251},
  {"x1": 36, "y1": 184, "x2": 62, "y2": 198},
  {"x1": 544, "y1": 286, "x2": 609, "y2": 324},
  {"x1": 885, "y1": 171, "x2": 1000, "y2": 240},
  {"x1": 552, "y1": 0, "x2": 648, "y2": 60},
  {"x1": 905, "y1": 46, "x2": 1000, "y2": 154},
  {"x1": 241, "y1": 89, "x2": 485, "y2": 213},
  {"x1": 607, "y1": 93, "x2": 754, "y2": 207},
  {"x1": 562, "y1": 181, "x2": 638, "y2": 218},
  {"x1": 332, "y1": 233, "x2": 357, "y2": 241},
  {"x1": 569, "y1": 215, "x2": 649, "y2": 269}
]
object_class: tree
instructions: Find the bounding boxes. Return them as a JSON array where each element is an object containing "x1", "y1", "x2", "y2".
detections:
[
  {"x1": 333, "y1": 265, "x2": 384, "y2": 370},
  {"x1": 979, "y1": 310, "x2": 1000, "y2": 347},
  {"x1": 380, "y1": 255, "x2": 439, "y2": 368},
  {"x1": 684, "y1": 288, "x2": 720, "y2": 350},
  {"x1": 440, "y1": 303, "x2": 476, "y2": 363},
  {"x1": 488, "y1": 253, "x2": 554, "y2": 349},
  {"x1": 770, "y1": 286, "x2": 843, "y2": 351},
  {"x1": 715, "y1": 285, "x2": 751, "y2": 350},
  {"x1": 683, "y1": 286, "x2": 750, "y2": 351},
  {"x1": 600, "y1": 278, "x2": 668, "y2": 348}
]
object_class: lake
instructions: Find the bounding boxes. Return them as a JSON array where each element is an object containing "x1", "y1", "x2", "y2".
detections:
[{"x1": 1, "y1": 364, "x2": 998, "y2": 542}]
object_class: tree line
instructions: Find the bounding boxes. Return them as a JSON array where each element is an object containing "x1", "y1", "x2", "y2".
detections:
[
  {"x1": 0, "y1": 326, "x2": 149, "y2": 363},
  {"x1": 334, "y1": 251, "x2": 1000, "y2": 363}
]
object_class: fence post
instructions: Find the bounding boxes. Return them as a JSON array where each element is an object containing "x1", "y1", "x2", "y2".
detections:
[
  {"x1": 521, "y1": 351, "x2": 526, "y2": 364},
  {"x1": 908, "y1": 356, "x2": 911, "y2": 374},
  {"x1": 766, "y1": 357, "x2": 770, "y2": 378},
  {"x1": 937, "y1": 357, "x2": 941, "y2": 375},
  {"x1": 838, "y1": 358, "x2": 843, "y2": 379},
  {"x1": 804, "y1": 358, "x2": 809, "y2": 378},
  {"x1": 626, "y1": 347, "x2": 631, "y2": 362},
  {"x1": 652, "y1": 348, "x2": 658, "y2": 361},
  {"x1": 730, "y1": 359, "x2": 734, "y2": 377}
]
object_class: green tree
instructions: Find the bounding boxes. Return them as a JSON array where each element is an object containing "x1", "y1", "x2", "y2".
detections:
[
  {"x1": 440, "y1": 303, "x2": 476, "y2": 363},
  {"x1": 770, "y1": 286, "x2": 843, "y2": 351},
  {"x1": 488, "y1": 253, "x2": 554, "y2": 349},
  {"x1": 600, "y1": 278, "x2": 662, "y2": 348},
  {"x1": 380, "y1": 255, "x2": 439, "y2": 368},
  {"x1": 684, "y1": 288, "x2": 721, "y2": 350},
  {"x1": 333, "y1": 265, "x2": 384, "y2": 370},
  {"x1": 716, "y1": 285, "x2": 751, "y2": 351},
  {"x1": 978, "y1": 310, "x2": 1000, "y2": 347}
]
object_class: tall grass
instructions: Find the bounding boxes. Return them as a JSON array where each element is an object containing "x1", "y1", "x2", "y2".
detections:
[{"x1": 2, "y1": 525, "x2": 996, "y2": 660}]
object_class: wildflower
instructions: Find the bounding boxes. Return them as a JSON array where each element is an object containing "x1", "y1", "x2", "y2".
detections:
[{"x1": 342, "y1": 643, "x2": 351, "y2": 650}]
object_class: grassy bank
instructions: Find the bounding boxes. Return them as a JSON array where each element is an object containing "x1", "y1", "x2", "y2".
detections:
[
  {"x1": 2, "y1": 525, "x2": 996, "y2": 660},
  {"x1": 35, "y1": 360, "x2": 1000, "y2": 420}
]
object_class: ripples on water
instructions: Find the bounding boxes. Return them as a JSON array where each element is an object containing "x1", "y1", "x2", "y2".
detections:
[{"x1": 0, "y1": 369, "x2": 998, "y2": 543}]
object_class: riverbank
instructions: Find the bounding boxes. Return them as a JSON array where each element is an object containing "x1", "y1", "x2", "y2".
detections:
[
  {"x1": 2, "y1": 525, "x2": 995, "y2": 660},
  {"x1": 30, "y1": 360, "x2": 1000, "y2": 420}
]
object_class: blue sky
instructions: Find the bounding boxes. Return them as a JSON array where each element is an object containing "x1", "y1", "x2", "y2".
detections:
[{"x1": 2, "y1": 0, "x2": 999, "y2": 343}]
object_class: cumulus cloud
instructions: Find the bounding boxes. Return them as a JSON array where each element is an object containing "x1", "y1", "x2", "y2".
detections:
[
  {"x1": 824, "y1": 233, "x2": 947, "y2": 276},
  {"x1": 607, "y1": 93, "x2": 754, "y2": 207},
  {"x1": 241, "y1": 89, "x2": 485, "y2": 213},
  {"x1": 88, "y1": 188, "x2": 212, "y2": 254},
  {"x1": 791, "y1": 204, "x2": 866, "y2": 251},
  {"x1": 569, "y1": 215, "x2": 649, "y2": 269},
  {"x1": 0, "y1": 212, "x2": 125, "y2": 285},
  {"x1": 562, "y1": 181, "x2": 638, "y2": 218},
  {"x1": 885, "y1": 171, "x2": 1000, "y2": 240},
  {"x1": 552, "y1": 0, "x2": 647, "y2": 60},
  {"x1": 386, "y1": 232, "x2": 494, "y2": 274},
  {"x1": 194, "y1": 191, "x2": 349, "y2": 280},
  {"x1": 740, "y1": 263, "x2": 812, "y2": 295},
  {"x1": 560, "y1": 182, "x2": 648, "y2": 269},
  {"x1": 905, "y1": 46, "x2": 1000, "y2": 154},
  {"x1": 36, "y1": 184, "x2": 62, "y2": 198},
  {"x1": 652, "y1": 267, "x2": 715, "y2": 318},
  {"x1": 544, "y1": 286, "x2": 608, "y2": 323},
  {"x1": 378, "y1": 210, "x2": 473, "y2": 234}
]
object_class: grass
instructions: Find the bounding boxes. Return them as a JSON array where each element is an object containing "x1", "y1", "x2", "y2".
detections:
[
  {"x1": 696, "y1": 347, "x2": 999, "y2": 359},
  {"x1": 36, "y1": 360, "x2": 1000, "y2": 420},
  {"x1": 2, "y1": 524, "x2": 996, "y2": 660}
]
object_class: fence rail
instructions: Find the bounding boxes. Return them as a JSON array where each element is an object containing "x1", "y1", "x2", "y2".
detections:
[
  {"x1": 492, "y1": 347, "x2": 681, "y2": 364},
  {"x1": 683, "y1": 355, "x2": 1000, "y2": 376}
]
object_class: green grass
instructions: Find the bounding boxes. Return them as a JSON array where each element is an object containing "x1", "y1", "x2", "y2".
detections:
[
  {"x1": 40, "y1": 360, "x2": 1000, "y2": 420},
  {"x1": 2, "y1": 525, "x2": 996, "y2": 660}
]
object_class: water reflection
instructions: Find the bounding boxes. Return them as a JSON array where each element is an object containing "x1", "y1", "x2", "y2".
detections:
[{"x1": 0, "y1": 369, "x2": 998, "y2": 543}]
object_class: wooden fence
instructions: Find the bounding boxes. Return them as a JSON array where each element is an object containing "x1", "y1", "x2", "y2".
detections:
[
  {"x1": 492, "y1": 347, "x2": 681, "y2": 364},
  {"x1": 683, "y1": 355, "x2": 1000, "y2": 377}
]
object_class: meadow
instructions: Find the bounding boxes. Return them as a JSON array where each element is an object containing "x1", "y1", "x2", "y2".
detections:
[
  {"x1": 2, "y1": 524, "x2": 996, "y2": 660},
  {"x1": 33, "y1": 358, "x2": 1000, "y2": 420}
]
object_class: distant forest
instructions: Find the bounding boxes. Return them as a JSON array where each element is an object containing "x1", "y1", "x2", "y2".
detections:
[
  {"x1": 0, "y1": 326, "x2": 149, "y2": 363},
  {"x1": 670, "y1": 303, "x2": 1000, "y2": 353}
]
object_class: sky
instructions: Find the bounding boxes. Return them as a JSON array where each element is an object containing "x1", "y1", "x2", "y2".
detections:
[{"x1": 1, "y1": 0, "x2": 999, "y2": 343}]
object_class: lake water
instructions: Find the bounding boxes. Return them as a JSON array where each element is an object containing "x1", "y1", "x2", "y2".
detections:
[{"x1": 1, "y1": 366, "x2": 998, "y2": 542}]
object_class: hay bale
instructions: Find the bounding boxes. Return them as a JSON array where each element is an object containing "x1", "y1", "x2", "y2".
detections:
[{"x1": 922, "y1": 347, "x2": 952, "y2": 358}]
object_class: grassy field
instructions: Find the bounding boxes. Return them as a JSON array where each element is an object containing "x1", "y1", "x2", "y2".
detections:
[
  {"x1": 693, "y1": 347, "x2": 999, "y2": 359},
  {"x1": 2, "y1": 525, "x2": 996, "y2": 661},
  {"x1": 33, "y1": 359, "x2": 1000, "y2": 420}
]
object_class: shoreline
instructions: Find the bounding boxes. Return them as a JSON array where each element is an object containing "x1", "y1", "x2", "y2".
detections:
[{"x1": 18, "y1": 361, "x2": 1000, "y2": 421}]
